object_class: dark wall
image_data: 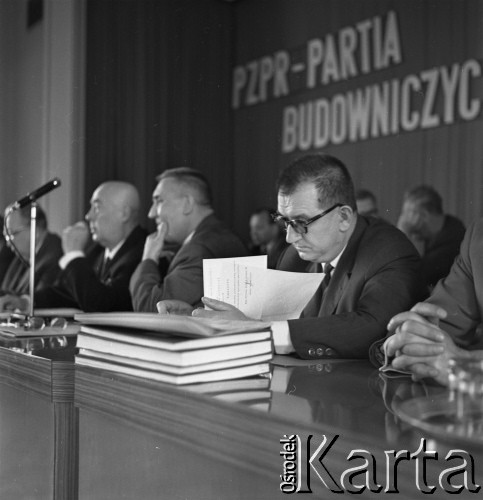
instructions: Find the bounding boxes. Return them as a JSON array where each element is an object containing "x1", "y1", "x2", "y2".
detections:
[{"x1": 85, "y1": 0, "x2": 235, "y2": 232}]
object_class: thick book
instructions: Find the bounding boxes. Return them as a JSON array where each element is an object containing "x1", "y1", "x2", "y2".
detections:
[
  {"x1": 75, "y1": 355, "x2": 270, "y2": 385},
  {"x1": 77, "y1": 347, "x2": 273, "y2": 375},
  {"x1": 74, "y1": 312, "x2": 271, "y2": 338},
  {"x1": 78, "y1": 325, "x2": 271, "y2": 350},
  {"x1": 77, "y1": 327, "x2": 272, "y2": 367}
]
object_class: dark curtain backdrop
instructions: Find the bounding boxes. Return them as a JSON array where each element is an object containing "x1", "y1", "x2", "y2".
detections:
[{"x1": 85, "y1": 0, "x2": 235, "y2": 232}]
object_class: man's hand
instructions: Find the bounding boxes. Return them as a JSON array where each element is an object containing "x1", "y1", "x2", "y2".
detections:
[
  {"x1": 62, "y1": 221, "x2": 90, "y2": 254},
  {"x1": 157, "y1": 299, "x2": 194, "y2": 316},
  {"x1": 386, "y1": 302, "x2": 447, "y2": 357},
  {"x1": 385, "y1": 303, "x2": 465, "y2": 385},
  {"x1": 143, "y1": 222, "x2": 168, "y2": 262},
  {"x1": 0, "y1": 294, "x2": 28, "y2": 312},
  {"x1": 192, "y1": 297, "x2": 250, "y2": 321}
]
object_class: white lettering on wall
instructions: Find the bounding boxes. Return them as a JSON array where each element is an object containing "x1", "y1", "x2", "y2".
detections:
[{"x1": 281, "y1": 60, "x2": 483, "y2": 153}]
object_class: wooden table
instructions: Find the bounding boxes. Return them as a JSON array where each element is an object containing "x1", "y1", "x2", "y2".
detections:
[
  {"x1": 2, "y1": 342, "x2": 482, "y2": 500},
  {"x1": 0, "y1": 336, "x2": 77, "y2": 500}
]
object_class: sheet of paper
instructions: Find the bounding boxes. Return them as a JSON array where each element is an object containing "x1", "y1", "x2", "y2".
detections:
[
  {"x1": 259, "y1": 268, "x2": 323, "y2": 321},
  {"x1": 203, "y1": 256, "x2": 267, "y2": 318},
  {"x1": 203, "y1": 256, "x2": 323, "y2": 321}
]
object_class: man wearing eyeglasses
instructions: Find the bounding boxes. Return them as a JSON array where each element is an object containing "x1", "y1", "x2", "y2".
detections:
[
  {"x1": 0, "y1": 205, "x2": 62, "y2": 296},
  {"x1": 161, "y1": 154, "x2": 426, "y2": 360}
]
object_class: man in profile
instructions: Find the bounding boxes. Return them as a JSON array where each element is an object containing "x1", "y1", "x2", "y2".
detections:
[
  {"x1": 397, "y1": 185, "x2": 465, "y2": 289},
  {"x1": 0, "y1": 181, "x2": 146, "y2": 312},
  {"x1": 248, "y1": 207, "x2": 288, "y2": 269},
  {"x1": 159, "y1": 154, "x2": 426, "y2": 359},
  {"x1": 1, "y1": 205, "x2": 62, "y2": 295},
  {"x1": 130, "y1": 167, "x2": 247, "y2": 312}
]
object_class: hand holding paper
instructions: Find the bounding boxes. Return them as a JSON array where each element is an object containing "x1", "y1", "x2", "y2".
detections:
[
  {"x1": 203, "y1": 256, "x2": 323, "y2": 321},
  {"x1": 193, "y1": 297, "x2": 250, "y2": 320}
]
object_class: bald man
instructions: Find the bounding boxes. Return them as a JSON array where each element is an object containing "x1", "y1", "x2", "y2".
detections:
[{"x1": 0, "y1": 181, "x2": 147, "y2": 312}]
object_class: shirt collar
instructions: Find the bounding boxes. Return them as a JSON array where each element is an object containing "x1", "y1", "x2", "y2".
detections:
[
  {"x1": 325, "y1": 244, "x2": 346, "y2": 270},
  {"x1": 182, "y1": 230, "x2": 195, "y2": 247},
  {"x1": 104, "y1": 239, "x2": 125, "y2": 261}
]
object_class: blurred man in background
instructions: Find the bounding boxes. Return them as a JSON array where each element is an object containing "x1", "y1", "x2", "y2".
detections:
[
  {"x1": 1, "y1": 205, "x2": 62, "y2": 296},
  {"x1": 397, "y1": 185, "x2": 465, "y2": 289},
  {"x1": 248, "y1": 207, "x2": 288, "y2": 269},
  {"x1": 355, "y1": 189, "x2": 380, "y2": 218}
]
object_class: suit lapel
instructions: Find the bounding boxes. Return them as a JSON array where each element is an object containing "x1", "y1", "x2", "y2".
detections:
[
  {"x1": 320, "y1": 217, "x2": 367, "y2": 315},
  {"x1": 300, "y1": 262, "x2": 324, "y2": 317},
  {"x1": 298, "y1": 216, "x2": 365, "y2": 317},
  {"x1": 95, "y1": 226, "x2": 143, "y2": 281},
  {"x1": 320, "y1": 269, "x2": 351, "y2": 315}
]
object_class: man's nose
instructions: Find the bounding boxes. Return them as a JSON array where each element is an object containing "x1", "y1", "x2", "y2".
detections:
[
  {"x1": 285, "y1": 225, "x2": 301, "y2": 244},
  {"x1": 148, "y1": 203, "x2": 157, "y2": 219}
]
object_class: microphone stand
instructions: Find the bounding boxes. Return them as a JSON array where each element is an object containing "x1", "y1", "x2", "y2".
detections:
[
  {"x1": 28, "y1": 202, "x2": 37, "y2": 321},
  {"x1": 2, "y1": 178, "x2": 61, "y2": 330}
]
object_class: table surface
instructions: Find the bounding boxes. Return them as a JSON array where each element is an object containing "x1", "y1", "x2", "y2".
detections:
[{"x1": 1, "y1": 340, "x2": 483, "y2": 500}]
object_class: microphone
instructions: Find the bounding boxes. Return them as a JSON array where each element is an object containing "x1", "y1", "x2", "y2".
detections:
[{"x1": 12, "y1": 178, "x2": 61, "y2": 209}]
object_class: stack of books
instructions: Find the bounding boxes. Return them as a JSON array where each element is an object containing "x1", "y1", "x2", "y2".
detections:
[{"x1": 74, "y1": 312, "x2": 273, "y2": 385}]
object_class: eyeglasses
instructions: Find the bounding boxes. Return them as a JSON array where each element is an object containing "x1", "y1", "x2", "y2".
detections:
[{"x1": 272, "y1": 203, "x2": 343, "y2": 234}]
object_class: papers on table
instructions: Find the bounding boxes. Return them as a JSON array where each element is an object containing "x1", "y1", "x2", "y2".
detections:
[{"x1": 203, "y1": 256, "x2": 323, "y2": 321}]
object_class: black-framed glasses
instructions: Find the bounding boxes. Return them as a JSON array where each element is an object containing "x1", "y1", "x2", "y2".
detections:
[{"x1": 272, "y1": 203, "x2": 343, "y2": 234}]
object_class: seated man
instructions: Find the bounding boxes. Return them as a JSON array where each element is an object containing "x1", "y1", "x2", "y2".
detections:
[
  {"x1": 0, "y1": 215, "x2": 15, "y2": 283},
  {"x1": 130, "y1": 167, "x2": 247, "y2": 312},
  {"x1": 0, "y1": 181, "x2": 146, "y2": 312},
  {"x1": 382, "y1": 219, "x2": 483, "y2": 386},
  {"x1": 158, "y1": 154, "x2": 426, "y2": 359},
  {"x1": 248, "y1": 207, "x2": 288, "y2": 269},
  {"x1": 355, "y1": 189, "x2": 380, "y2": 218},
  {"x1": 1, "y1": 205, "x2": 62, "y2": 295},
  {"x1": 397, "y1": 185, "x2": 465, "y2": 289}
]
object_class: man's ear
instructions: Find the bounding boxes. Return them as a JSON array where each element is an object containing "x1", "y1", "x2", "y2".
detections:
[
  {"x1": 119, "y1": 204, "x2": 132, "y2": 222},
  {"x1": 339, "y1": 205, "x2": 354, "y2": 231},
  {"x1": 182, "y1": 195, "x2": 195, "y2": 215}
]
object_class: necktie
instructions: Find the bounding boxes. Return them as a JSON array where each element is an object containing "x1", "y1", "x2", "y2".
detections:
[
  {"x1": 300, "y1": 262, "x2": 334, "y2": 318},
  {"x1": 321, "y1": 263, "x2": 334, "y2": 291},
  {"x1": 100, "y1": 256, "x2": 112, "y2": 280}
]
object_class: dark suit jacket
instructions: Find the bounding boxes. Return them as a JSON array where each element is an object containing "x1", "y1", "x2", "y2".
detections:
[
  {"x1": 34, "y1": 225, "x2": 147, "y2": 312},
  {"x1": 0, "y1": 232, "x2": 62, "y2": 295},
  {"x1": 422, "y1": 214, "x2": 465, "y2": 288},
  {"x1": 0, "y1": 244, "x2": 15, "y2": 284},
  {"x1": 426, "y1": 218, "x2": 483, "y2": 349},
  {"x1": 130, "y1": 214, "x2": 248, "y2": 312},
  {"x1": 286, "y1": 216, "x2": 426, "y2": 359}
]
